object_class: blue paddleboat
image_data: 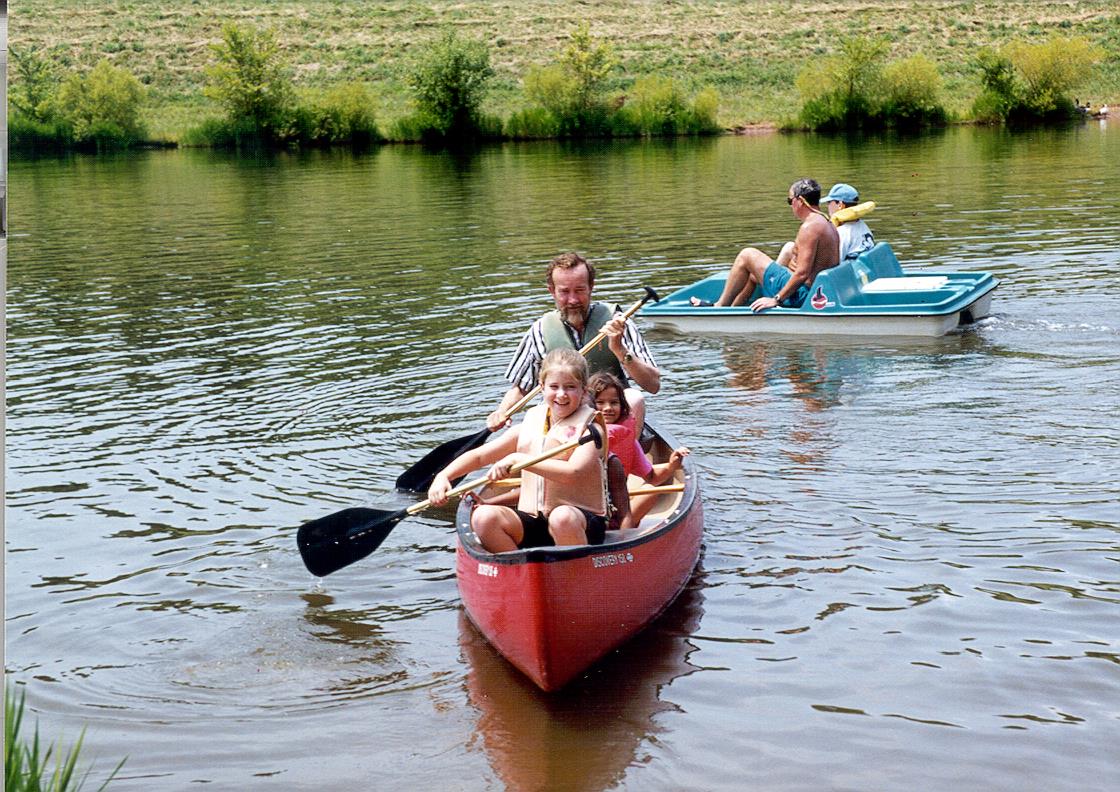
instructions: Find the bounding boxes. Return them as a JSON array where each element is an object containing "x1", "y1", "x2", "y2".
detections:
[{"x1": 643, "y1": 242, "x2": 999, "y2": 338}]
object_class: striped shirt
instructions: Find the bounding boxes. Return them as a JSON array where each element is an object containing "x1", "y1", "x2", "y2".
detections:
[{"x1": 504, "y1": 303, "x2": 658, "y2": 393}]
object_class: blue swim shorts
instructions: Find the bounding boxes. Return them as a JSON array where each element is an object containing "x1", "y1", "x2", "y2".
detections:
[{"x1": 762, "y1": 262, "x2": 809, "y2": 308}]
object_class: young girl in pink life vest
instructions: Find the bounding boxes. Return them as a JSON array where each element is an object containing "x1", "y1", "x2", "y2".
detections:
[{"x1": 587, "y1": 372, "x2": 690, "y2": 529}]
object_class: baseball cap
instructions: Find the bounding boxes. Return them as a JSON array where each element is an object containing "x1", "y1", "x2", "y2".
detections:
[{"x1": 821, "y1": 183, "x2": 859, "y2": 204}]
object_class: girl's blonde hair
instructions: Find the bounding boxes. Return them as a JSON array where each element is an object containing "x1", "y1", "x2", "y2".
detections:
[
  {"x1": 539, "y1": 348, "x2": 589, "y2": 387},
  {"x1": 587, "y1": 371, "x2": 631, "y2": 420}
]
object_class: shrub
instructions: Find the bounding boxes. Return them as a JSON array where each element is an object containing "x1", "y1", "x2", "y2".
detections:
[
  {"x1": 504, "y1": 106, "x2": 562, "y2": 139},
  {"x1": 406, "y1": 31, "x2": 494, "y2": 139},
  {"x1": 1005, "y1": 36, "x2": 1100, "y2": 118},
  {"x1": 614, "y1": 77, "x2": 722, "y2": 136},
  {"x1": 9, "y1": 45, "x2": 61, "y2": 123},
  {"x1": 203, "y1": 24, "x2": 294, "y2": 138},
  {"x1": 55, "y1": 60, "x2": 147, "y2": 150},
  {"x1": 8, "y1": 115, "x2": 73, "y2": 153},
  {"x1": 311, "y1": 83, "x2": 380, "y2": 144},
  {"x1": 971, "y1": 36, "x2": 1101, "y2": 123},
  {"x1": 522, "y1": 22, "x2": 617, "y2": 136},
  {"x1": 971, "y1": 47, "x2": 1017, "y2": 122},
  {"x1": 558, "y1": 22, "x2": 617, "y2": 118},
  {"x1": 797, "y1": 36, "x2": 889, "y2": 130},
  {"x1": 882, "y1": 55, "x2": 948, "y2": 128}
]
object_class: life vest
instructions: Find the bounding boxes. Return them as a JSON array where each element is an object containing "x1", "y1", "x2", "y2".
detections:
[
  {"x1": 831, "y1": 201, "x2": 876, "y2": 227},
  {"x1": 540, "y1": 303, "x2": 626, "y2": 381},
  {"x1": 517, "y1": 404, "x2": 607, "y2": 518}
]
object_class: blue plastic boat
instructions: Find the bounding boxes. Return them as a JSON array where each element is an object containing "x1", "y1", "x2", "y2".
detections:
[{"x1": 644, "y1": 243, "x2": 999, "y2": 338}]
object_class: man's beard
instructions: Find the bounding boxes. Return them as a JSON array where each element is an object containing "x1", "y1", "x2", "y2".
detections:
[{"x1": 560, "y1": 305, "x2": 588, "y2": 326}]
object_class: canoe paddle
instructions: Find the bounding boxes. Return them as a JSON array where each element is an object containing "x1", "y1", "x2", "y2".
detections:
[
  {"x1": 299, "y1": 424, "x2": 603, "y2": 577},
  {"x1": 394, "y1": 285, "x2": 660, "y2": 494}
]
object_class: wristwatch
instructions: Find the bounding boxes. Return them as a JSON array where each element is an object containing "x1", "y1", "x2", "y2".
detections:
[{"x1": 622, "y1": 351, "x2": 634, "y2": 365}]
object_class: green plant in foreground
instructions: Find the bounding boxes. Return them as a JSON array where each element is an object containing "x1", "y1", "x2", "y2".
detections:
[{"x1": 5, "y1": 684, "x2": 124, "y2": 791}]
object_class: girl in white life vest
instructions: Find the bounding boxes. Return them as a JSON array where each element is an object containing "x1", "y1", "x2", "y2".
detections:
[{"x1": 428, "y1": 349, "x2": 608, "y2": 552}]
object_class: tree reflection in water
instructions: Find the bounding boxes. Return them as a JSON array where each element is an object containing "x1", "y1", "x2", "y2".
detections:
[{"x1": 460, "y1": 569, "x2": 706, "y2": 792}]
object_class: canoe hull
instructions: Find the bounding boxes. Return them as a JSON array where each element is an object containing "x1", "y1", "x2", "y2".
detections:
[{"x1": 455, "y1": 425, "x2": 703, "y2": 692}]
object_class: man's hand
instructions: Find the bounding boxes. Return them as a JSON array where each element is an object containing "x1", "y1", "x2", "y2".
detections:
[
  {"x1": 486, "y1": 409, "x2": 512, "y2": 432},
  {"x1": 604, "y1": 313, "x2": 627, "y2": 357},
  {"x1": 750, "y1": 296, "x2": 779, "y2": 313}
]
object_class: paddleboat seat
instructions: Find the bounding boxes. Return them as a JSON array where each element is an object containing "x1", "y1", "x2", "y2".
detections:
[{"x1": 859, "y1": 243, "x2": 905, "y2": 280}]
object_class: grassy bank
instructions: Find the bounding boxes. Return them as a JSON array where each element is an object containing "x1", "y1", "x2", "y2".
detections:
[{"x1": 11, "y1": 0, "x2": 1120, "y2": 141}]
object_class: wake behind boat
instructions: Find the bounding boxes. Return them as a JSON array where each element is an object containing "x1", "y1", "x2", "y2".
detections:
[
  {"x1": 644, "y1": 242, "x2": 999, "y2": 338},
  {"x1": 454, "y1": 420, "x2": 703, "y2": 692}
]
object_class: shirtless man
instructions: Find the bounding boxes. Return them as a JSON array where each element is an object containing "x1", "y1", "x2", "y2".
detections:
[{"x1": 700, "y1": 178, "x2": 841, "y2": 311}]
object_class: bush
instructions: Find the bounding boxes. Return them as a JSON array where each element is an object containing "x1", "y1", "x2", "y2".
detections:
[
  {"x1": 9, "y1": 45, "x2": 61, "y2": 124},
  {"x1": 971, "y1": 48, "x2": 1017, "y2": 122},
  {"x1": 311, "y1": 83, "x2": 380, "y2": 144},
  {"x1": 9, "y1": 115, "x2": 72, "y2": 152},
  {"x1": 797, "y1": 36, "x2": 889, "y2": 130},
  {"x1": 970, "y1": 36, "x2": 1101, "y2": 123},
  {"x1": 504, "y1": 106, "x2": 562, "y2": 139},
  {"x1": 522, "y1": 22, "x2": 617, "y2": 136},
  {"x1": 406, "y1": 31, "x2": 494, "y2": 140},
  {"x1": 881, "y1": 55, "x2": 949, "y2": 128},
  {"x1": 203, "y1": 24, "x2": 294, "y2": 139},
  {"x1": 55, "y1": 60, "x2": 147, "y2": 150},
  {"x1": 1005, "y1": 36, "x2": 1100, "y2": 118},
  {"x1": 614, "y1": 77, "x2": 722, "y2": 136}
]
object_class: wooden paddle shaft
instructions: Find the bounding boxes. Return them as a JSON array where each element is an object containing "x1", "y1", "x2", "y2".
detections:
[
  {"x1": 502, "y1": 291, "x2": 656, "y2": 420},
  {"x1": 405, "y1": 430, "x2": 595, "y2": 515},
  {"x1": 488, "y1": 478, "x2": 684, "y2": 496}
]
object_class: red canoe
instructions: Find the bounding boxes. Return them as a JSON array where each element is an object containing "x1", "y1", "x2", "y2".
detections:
[{"x1": 454, "y1": 421, "x2": 703, "y2": 691}]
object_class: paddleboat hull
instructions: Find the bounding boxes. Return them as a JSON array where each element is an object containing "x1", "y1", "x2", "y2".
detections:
[
  {"x1": 455, "y1": 422, "x2": 703, "y2": 692},
  {"x1": 643, "y1": 242, "x2": 999, "y2": 338}
]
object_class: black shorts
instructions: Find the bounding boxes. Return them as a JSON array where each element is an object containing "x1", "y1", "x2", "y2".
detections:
[{"x1": 515, "y1": 508, "x2": 607, "y2": 548}]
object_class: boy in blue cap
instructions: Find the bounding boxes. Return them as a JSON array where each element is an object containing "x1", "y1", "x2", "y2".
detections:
[{"x1": 821, "y1": 183, "x2": 875, "y2": 264}]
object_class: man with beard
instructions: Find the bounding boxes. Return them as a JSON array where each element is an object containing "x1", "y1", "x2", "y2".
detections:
[{"x1": 486, "y1": 252, "x2": 661, "y2": 434}]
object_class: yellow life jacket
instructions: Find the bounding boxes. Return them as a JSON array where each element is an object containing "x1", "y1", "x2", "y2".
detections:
[{"x1": 831, "y1": 201, "x2": 876, "y2": 227}]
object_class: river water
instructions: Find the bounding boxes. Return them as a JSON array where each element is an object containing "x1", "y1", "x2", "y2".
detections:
[{"x1": 5, "y1": 122, "x2": 1120, "y2": 790}]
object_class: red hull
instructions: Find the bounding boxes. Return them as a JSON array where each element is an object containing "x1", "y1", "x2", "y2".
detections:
[{"x1": 455, "y1": 424, "x2": 703, "y2": 691}]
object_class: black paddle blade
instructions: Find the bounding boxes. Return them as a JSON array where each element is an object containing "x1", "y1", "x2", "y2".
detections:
[
  {"x1": 395, "y1": 426, "x2": 492, "y2": 494},
  {"x1": 297, "y1": 506, "x2": 408, "y2": 577}
]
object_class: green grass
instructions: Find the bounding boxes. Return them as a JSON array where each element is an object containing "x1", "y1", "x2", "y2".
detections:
[
  {"x1": 5, "y1": 683, "x2": 125, "y2": 792},
  {"x1": 11, "y1": 1, "x2": 1120, "y2": 141}
]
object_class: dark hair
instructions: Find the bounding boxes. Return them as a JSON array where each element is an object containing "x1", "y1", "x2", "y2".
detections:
[
  {"x1": 789, "y1": 177, "x2": 822, "y2": 207},
  {"x1": 587, "y1": 371, "x2": 630, "y2": 420},
  {"x1": 546, "y1": 252, "x2": 596, "y2": 289}
]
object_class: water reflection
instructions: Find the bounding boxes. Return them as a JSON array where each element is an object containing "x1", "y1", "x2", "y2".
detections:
[{"x1": 461, "y1": 570, "x2": 705, "y2": 792}]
